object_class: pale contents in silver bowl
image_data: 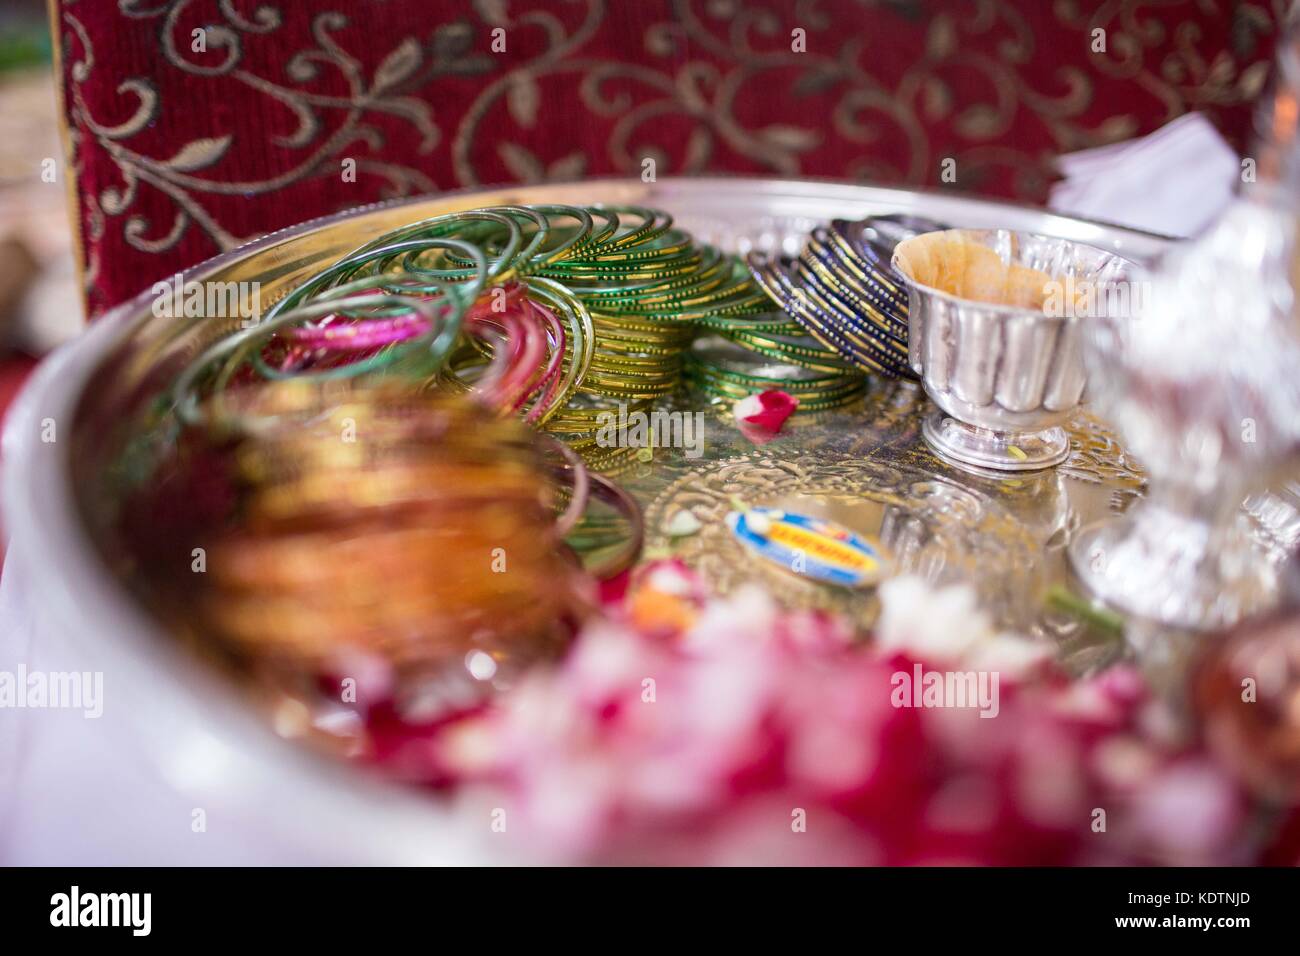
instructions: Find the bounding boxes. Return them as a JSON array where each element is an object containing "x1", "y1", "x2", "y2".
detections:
[{"x1": 893, "y1": 228, "x2": 1141, "y2": 473}]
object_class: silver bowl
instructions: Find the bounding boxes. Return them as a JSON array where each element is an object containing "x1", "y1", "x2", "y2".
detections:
[{"x1": 893, "y1": 229, "x2": 1141, "y2": 473}]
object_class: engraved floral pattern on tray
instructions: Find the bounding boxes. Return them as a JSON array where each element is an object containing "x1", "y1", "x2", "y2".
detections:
[{"x1": 645, "y1": 450, "x2": 1042, "y2": 631}]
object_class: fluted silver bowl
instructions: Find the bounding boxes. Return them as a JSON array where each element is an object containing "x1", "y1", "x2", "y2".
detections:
[{"x1": 893, "y1": 228, "x2": 1140, "y2": 473}]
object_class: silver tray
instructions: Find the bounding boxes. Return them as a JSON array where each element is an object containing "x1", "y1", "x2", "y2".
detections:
[{"x1": 4, "y1": 176, "x2": 1279, "y2": 863}]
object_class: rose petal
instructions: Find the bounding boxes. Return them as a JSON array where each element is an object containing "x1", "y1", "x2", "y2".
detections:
[{"x1": 734, "y1": 390, "x2": 798, "y2": 443}]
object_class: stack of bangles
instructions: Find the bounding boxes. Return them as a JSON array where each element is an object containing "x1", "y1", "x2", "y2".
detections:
[
  {"x1": 139, "y1": 204, "x2": 982, "y2": 697},
  {"x1": 688, "y1": 299, "x2": 867, "y2": 407},
  {"x1": 526, "y1": 208, "x2": 774, "y2": 469},
  {"x1": 147, "y1": 204, "x2": 977, "y2": 681},
  {"x1": 179, "y1": 382, "x2": 644, "y2": 677},
  {"x1": 162, "y1": 213, "x2": 647, "y2": 654},
  {"x1": 190, "y1": 383, "x2": 579, "y2": 674},
  {"x1": 745, "y1": 214, "x2": 946, "y2": 379},
  {"x1": 241, "y1": 204, "x2": 775, "y2": 472},
  {"x1": 155, "y1": 205, "x2": 958, "y2": 680},
  {"x1": 685, "y1": 336, "x2": 868, "y2": 412}
]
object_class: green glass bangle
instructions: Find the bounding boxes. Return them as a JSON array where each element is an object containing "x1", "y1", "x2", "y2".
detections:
[
  {"x1": 172, "y1": 290, "x2": 452, "y2": 433},
  {"x1": 683, "y1": 364, "x2": 864, "y2": 401},
  {"x1": 251, "y1": 246, "x2": 487, "y2": 383},
  {"x1": 719, "y1": 330, "x2": 859, "y2": 373}
]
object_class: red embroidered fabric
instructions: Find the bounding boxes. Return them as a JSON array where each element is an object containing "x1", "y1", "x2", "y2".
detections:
[{"x1": 54, "y1": 0, "x2": 1279, "y2": 316}]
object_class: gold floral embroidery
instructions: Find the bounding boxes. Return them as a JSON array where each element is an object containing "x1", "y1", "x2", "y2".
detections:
[
  {"x1": 62, "y1": 0, "x2": 486, "y2": 270},
  {"x1": 56, "y1": 0, "x2": 1280, "y2": 310}
]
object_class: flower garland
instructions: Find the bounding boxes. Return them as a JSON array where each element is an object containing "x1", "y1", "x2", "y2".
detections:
[{"x1": 355, "y1": 567, "x2": 1258, "y2": 865}]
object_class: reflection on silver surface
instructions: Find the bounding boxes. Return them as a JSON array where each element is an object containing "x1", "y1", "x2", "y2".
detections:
[
  {"x1": 1245, "y1": 482, "x2": 1300, "y2": 558},
  {"x1": 644, "y1": 448, "x2": 1042, "y2": 631},
  {"x1": 1069, "y1": 190, "x2": 1300, "y2": 630}
]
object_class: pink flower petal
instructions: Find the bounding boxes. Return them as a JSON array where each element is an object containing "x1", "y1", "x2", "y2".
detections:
[
  {"x1": 362, "y1": 574, "x2": 1252, "y2": 865},
  {"x1": 735, "y1": 390, "x2": 798, "y2": 444}
]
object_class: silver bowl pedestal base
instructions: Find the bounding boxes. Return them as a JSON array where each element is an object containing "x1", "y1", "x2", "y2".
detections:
[
  {"x1": 922, "y1": 410, "x2": 1070, "y2": 473},
  {"x1": 1067, "y1": 492, "x2": 1280, "y2": 632}
]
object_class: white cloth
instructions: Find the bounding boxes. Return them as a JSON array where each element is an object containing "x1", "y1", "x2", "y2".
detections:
[
  {"x1": 1, "y1": 524, "x2": 489, "y2": 864},
  {"x1": 1049, "y1": 113, "x2": 1240, "y2": 238},
  {"x1": 0, "y1": 535, "x2": 307, "y2": 864}
]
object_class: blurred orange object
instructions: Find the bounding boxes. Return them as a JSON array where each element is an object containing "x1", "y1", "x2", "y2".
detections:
[{"x1": 159, "y1": 383, "x2": 584, "y2": 681}]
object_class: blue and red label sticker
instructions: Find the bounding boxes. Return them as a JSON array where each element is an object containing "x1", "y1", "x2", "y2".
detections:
[{"x1": 727, "y1": 507, "x2": 888, "y2": 587}]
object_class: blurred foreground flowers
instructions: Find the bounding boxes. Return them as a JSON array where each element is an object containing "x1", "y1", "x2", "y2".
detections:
[{"x1": 360, "y1": 565, "x2": 1265, "y2": 865}]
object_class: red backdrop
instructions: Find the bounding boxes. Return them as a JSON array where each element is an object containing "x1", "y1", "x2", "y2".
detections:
[{"x1": 53, "y1": 0, "x2": 1280, "y2": 317}]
